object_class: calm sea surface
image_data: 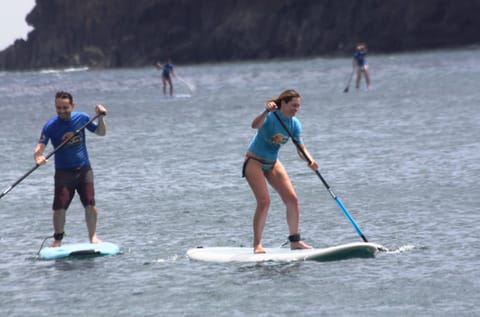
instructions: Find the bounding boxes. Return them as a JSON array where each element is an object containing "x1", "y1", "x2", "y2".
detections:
[{"x1": 0, "y1": 48, "x2": 479, "y2": 316}]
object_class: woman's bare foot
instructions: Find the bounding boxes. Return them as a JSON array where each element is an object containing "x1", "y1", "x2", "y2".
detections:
[
  {"x1": 254, "y1": 244, "x2": 266, "y2": 254},
  {"x1": 290, "y1": 240, "x2": 313, "y2": 250}
]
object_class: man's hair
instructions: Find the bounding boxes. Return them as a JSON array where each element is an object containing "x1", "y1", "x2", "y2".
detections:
[{"x1": 55, "y1": 91, "x2": 73, "y2": 104}]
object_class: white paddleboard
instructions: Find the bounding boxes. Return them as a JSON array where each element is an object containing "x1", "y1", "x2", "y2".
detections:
[
  {"x1": 159, "y1": 94, "x2": 191, "y2": 99},
  {"x1": 38, "y1": 242, "x2": 121, "y2": 260},
  {"x1": 187, "y1": 242, "x2": 382, "y2": 263}
]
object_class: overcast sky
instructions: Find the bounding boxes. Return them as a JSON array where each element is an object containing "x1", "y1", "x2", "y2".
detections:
[{"x1": 0, "y1": 0, "x2": 36, "y2": 50}]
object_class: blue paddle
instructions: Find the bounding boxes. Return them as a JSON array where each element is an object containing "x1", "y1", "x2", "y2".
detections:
[
  {"x1": 0, "y1": 112, "x2": 105, "y2": 200},
  {"x1": 272, "y1": 110, "x2": 369, "y2": 242}
]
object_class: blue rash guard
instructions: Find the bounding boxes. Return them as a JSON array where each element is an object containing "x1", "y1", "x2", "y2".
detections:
[
  {"x1": 354, "y1": 49, "x2": 367, "y2": 67},
  {"x1": 248, "y1": 110, "x2": 304, "y2": 161},
  {"x1": 162, "y1": 63, "x2": 174, "y2": 78},
  {"x1": 38, "y1": 112, "x2": 97, "y2": 169}
]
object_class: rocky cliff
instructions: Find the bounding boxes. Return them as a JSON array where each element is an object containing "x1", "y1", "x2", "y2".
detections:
[{"x1": 1, "y1": 0, "x2": 479, "y2": 70}]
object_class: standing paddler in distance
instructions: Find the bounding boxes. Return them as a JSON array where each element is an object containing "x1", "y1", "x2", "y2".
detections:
[
  {"x1": 34, "y1": 91, "x2": 107, "y2": 247},
  {"x1": 155, "y1": 59, "x2": 176, "y2": 96},
  {"x1": 353, "y1": 42, "x2": 371, "y2": 90},
  {"x1": 242, "y1": 89, "x2": 319, "y2": 254}
]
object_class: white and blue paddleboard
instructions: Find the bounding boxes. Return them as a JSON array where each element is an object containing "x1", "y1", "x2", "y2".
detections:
[
  {"x1": 38, "y1": 242, "x2": 121, "y2": 260},
  {"x1": 159, "y1": 94, "x2": 191, "y2": 99},
  {"x1": 187, "y1": 242, "x2": 383, "y2": 263}
]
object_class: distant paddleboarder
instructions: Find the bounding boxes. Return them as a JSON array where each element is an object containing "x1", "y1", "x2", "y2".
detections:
[
  {"x1": 34, "y1": 91, "x2": 107, "y2": 247},
  {"x1": 353, "y1": 43, "x2": 371, "y2": 90},
  {"x1": 155, "y1": 59, "x2": 176, "y2": 96}
]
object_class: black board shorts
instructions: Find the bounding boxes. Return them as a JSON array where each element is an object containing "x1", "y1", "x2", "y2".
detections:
[{"x1": 53, "y1": 166, "x2": 95, "y2": 210}]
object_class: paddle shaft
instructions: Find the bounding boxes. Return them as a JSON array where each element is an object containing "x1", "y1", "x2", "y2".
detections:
[
  {"x1": 272, "y1": 111, "x2": 368, "y2": 242},
  {"x1": 0, "y1": 113, "x2": 105, "y2": 200},
  {"x1": 344, "y1": 67, "x2": 355, "y2": 93},
  {"x1": 176, "y1": 75, "x2": 194, "y2": 93}
]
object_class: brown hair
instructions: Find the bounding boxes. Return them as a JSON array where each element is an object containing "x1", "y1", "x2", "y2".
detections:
[
  {"x1": 269, "y1": 89, "x2": 301, "y2": 109},
  {"x1": 356, "y1": 43, "x2": 367, "y2": 52},
  {"x1": 55, "y1": 91, "x2": 73, "y2": 104}
]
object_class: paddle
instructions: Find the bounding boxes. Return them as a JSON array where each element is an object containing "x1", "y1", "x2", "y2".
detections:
[
  {"x1": 343, "y1": 67, "x2": 355, "y2": 93},
  {"x1": 176, "y1": 75, "x2": 195, "y2": 94},
  {"x1": 272, "y1": 110, "x2": 369, "y2": 242},
  {"x1": 0, "y1": 112, "x2": 105, "y2": 200}
]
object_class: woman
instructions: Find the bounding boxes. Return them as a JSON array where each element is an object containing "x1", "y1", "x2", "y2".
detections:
[
  {"x1": 155, "y1": 60, "x2": 175, "y2": 96},
  {"x1": 243, "y1": 89, "x2": 319, "y2": 254}
]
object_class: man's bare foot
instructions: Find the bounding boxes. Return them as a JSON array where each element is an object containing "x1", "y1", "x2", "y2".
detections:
[
  {"x1": 254, "y1": 245, "x2": 266, "y2": 254},
  {"x1": 290, "y1": 240, "x2": 313, "y2": 250},
  {"x1": 49, "y1": 240, "x2": 62, "y2": 248},
  {"x1": 90, "y1": 235, "x2": 102, "y2": 244}
]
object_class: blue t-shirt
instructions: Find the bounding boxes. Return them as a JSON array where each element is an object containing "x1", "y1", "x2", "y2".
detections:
[
  {"x1": 354, "y1": 49, "x2": 367, "y2": 67},
  {"x1": 248, "y1": 111, "x2": 304, "y2": 161},
  {"x1": 38, "y1": 112, "x2": 97, "y2": 169},
  {"x1": 162, "y1": 63, "x2": 174, "y2": 78}
]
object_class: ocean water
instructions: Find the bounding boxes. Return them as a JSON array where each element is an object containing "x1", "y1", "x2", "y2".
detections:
[{"x1": 0, "y1": 48, "x2": 479, "y2": 316}]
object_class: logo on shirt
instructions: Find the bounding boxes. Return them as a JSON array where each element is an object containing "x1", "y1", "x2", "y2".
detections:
[
  {"x1": 63, "y1": 132, "x2": 82, "y2": 145},
  {"x1": 271, "y1": 133, "x2": 288, "y2": 144}
]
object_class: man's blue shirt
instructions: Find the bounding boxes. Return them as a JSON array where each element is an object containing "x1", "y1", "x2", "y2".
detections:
[
  {"x1": 354, "y1": 49, "x2": 367, "y2": 67},
  {"x1": 39, "y1": 112, "x2": 97, "y2": 169}
]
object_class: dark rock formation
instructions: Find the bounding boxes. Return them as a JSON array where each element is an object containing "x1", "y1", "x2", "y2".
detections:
[{"x1": 1, "y1": 0, "x2": 480, "y2": 70}]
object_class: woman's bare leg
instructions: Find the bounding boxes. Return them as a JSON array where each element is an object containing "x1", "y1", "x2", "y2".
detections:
[
  {"x1": 267, "y1": 161, "x2": 312, "y2": 250},
  {"x1": 245, "y1": 160, "x2": 270, "y2": 254}
]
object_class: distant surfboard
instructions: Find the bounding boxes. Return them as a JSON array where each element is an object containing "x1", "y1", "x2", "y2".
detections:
[
  {"x1": 186, "y1": 242, "x2": 383, "y2": 263},
  {"x1": 38, "y1": 242, "x2": 121, "y2": 260},
  {"x1": 159, "y1": 94, "x2": 191, "y2": 99}
]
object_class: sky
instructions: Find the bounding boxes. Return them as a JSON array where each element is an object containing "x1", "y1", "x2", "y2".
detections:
[{"x1": 0, "y1": 0, "x2": 36, "y2": 50}]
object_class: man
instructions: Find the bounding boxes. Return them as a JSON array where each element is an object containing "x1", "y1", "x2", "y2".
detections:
[
  {"x1": 353, "y1": 43, "x2": 371, "y2": 90},
  {"x1": 34, "y1": 91, "x2": 107, "y2": 247}
]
